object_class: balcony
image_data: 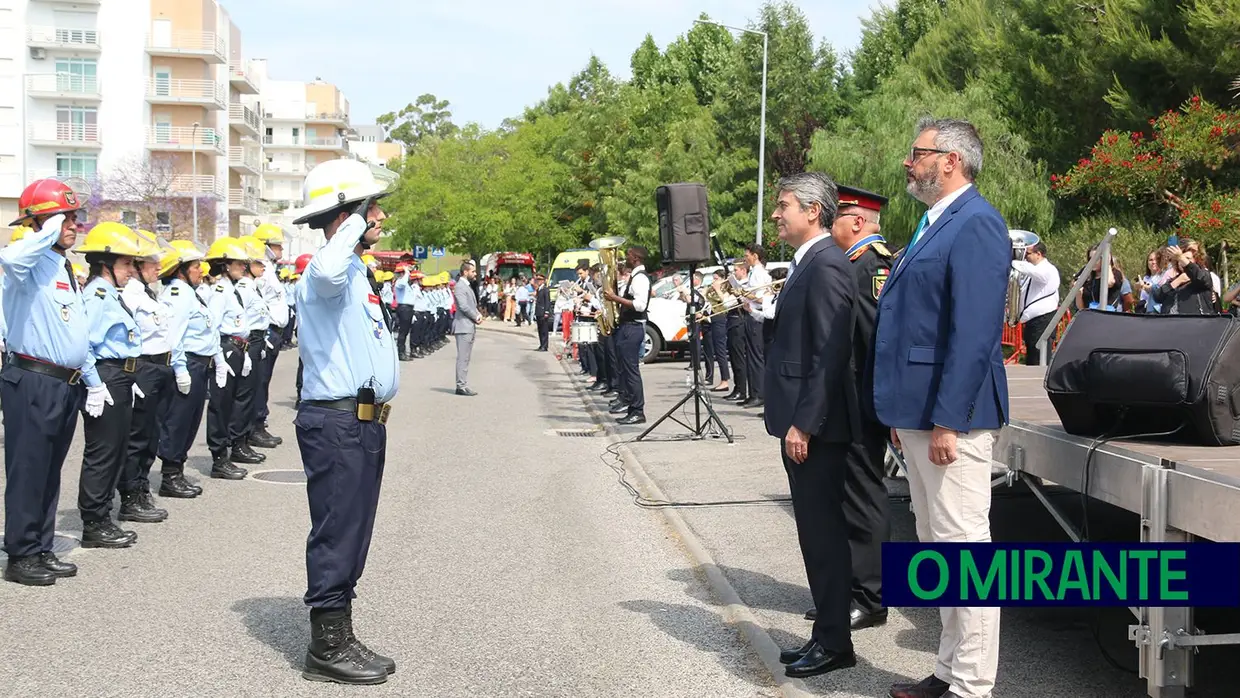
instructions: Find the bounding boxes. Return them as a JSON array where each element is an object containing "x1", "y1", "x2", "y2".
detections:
[
  {"x1": 28, "y1": 121, "x2": 102, "y2": 148},
  {"x1": 146, "y1": 78, "x2": 225, "y2": 109},
  {"x1": 146, "y1": 31, "x2": 226, "y2": 64},
  {"x1": 169, "y1": 175, "x2": 224, "y2": 199},
  {"x1": 304, "y1": 137, "x2": 346, "y2": 151},
  {"x1": 306, "y1": 111, "x2": 349, "y2": 126},
  {"x1": 26, "y1": 73, "x2": 101, "y2": 101},
  {"x1": 34, "y1": 0, "x2": 100, "y2": 4},
  {"x1": 228, "y1": 103, "x2": 260, "y2": 137},
  {"x1": 228, "y1": 147, "x2": 261, "y2": 176},
  {"x1": 228, "y1": 189, "x2": 260, "y2": 214},
  {"x1": 145, "y1": 126, "x2": 225, "y2": 155},
  {"x1": 228, "y1": 63, "x2": 259, "y2": 94},
  {"x1": 262, "y1": 135, "x2": 304, "y2": 149},
  {"x1": 27, "y1": 26, "x2": 101, "y2": 52},
  {"x1": 263, "y1": 163, "x2": 306, "y2": 177}
]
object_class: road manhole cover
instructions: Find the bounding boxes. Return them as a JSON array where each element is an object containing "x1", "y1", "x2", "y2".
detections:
[
  {"x1": 251, "y1": 469, "x2": 308, "y2": 484},
  {"x1": 0, "y1": 533, "x2": 78, "y2": 562},
  {"x1": 545, "y1": 427, "x2": 603, "y2": 437}
]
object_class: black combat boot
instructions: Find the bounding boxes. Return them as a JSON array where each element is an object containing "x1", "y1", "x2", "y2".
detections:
[
  {"x1": 345, "y1": 603, "x2": 395, "y2": 674},
  {"x1": 160, "y1": 472, "x2": 201, "y2": 499},
  {"x1": 211, "y1": 453, "x2": 247, "y2": 480},
  {"x1": 119, "y1": 491, "x2": 168, "y2": 523},
  {"x1": 230, "y1": 442, "x2": 265, "y2": 464},
  {"x1": 81, "y1": 519, "x2": 137, "y2": 549},
  {"x1": 302, "y1": 608, "x2": 388, "y2": 685},
  {"x1": 3, "y1": 555, "x2": 56, "y2": 586},
  {"x1": 249, "y1": 428, "x2": 280, "y2": 449},
  {"x1": 38, "y1": 552, "x2": 77, "y2": 578}
]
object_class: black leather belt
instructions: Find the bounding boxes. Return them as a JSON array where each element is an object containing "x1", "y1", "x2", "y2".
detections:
[
  {"x1": 222, "y1": 334, "x2": 249, "y2": 349},
  {"x1": 248, "y1": 330, "x2": 266, "y2": 342},
  {"x1": 9, "y1": 354, "x2": 82, "y2": 384},
  {"x1": 139, "y1": 352, "x2": 171, "y2": 366},
  {"x1": 188, "y1": 353, "x2": 214, "y2": 367},
  {"x1": 96, "y1": 357, "x2": 137, "y2": 373},
  {"x1": 303, "y1": 398, "x2": 391, "y2": 424}
]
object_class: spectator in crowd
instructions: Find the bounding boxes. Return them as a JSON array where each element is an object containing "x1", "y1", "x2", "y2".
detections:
[
  {"x1": 1075, "y1": 244, "x2": 1134, "y2": 312},
  {"x1": 1153, "y1": 238, "x2": 1221, "y2": 315},
  {"x1": 1134, "y1": 247, "x2": 1170, "y2": 314}
]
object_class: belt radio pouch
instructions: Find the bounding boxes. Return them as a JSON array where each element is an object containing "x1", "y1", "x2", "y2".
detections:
[{"x1": 356, "y1": 386, "x2": 375, "y2": 422}]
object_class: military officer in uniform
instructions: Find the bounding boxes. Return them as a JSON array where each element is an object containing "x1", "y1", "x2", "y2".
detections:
[
  {"x1": 0, "y1": 180, "x2": 90, "y2": 586},
  {"x1": 292, "y1": 158, "x2": 399, "y2": 685},
  {"x1": 801, "y1": 185, "x2": 894, "y2": 630}
]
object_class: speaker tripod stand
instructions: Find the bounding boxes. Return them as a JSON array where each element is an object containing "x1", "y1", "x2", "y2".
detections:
[{"x1": 635, "y1": 264, "x2": 732, "y2": 443}]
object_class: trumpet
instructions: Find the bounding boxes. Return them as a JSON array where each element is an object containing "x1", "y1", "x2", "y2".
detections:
[{"x1": 736, "y1": 277, "x2": 787, "y2": 300}]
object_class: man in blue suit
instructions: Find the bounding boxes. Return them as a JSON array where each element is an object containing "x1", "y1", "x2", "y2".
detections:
[{"x1": 872, "y1": 118, "x2": 1011, "y2": 698}]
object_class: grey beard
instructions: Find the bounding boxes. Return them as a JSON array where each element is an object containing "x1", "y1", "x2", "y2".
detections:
[{"x1": 907, "y1": 170, "x2": 942, "y2": 205}]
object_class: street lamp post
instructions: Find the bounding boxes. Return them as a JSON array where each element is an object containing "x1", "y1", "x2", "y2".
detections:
[
  {"x1": 191, "y1": 121, "x2": 200, "y2": 245},
  {"x1": 694, "y1": 19, "x2": 769, "y2": 246}
]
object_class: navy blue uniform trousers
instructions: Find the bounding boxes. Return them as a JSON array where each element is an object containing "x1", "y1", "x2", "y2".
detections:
[
  {"x1": 256, "y1": 327, "x2": 284, "y2": 426},
  {"x1": 229, "y1": 335, "x2": 264, "y2": 444},
  {"x1": 158, "y1": 356, "x2": 211, "y2": 472},
  {"x1": 1, "y1": 364, "x2": 80, "y2": 558},
  {"x1": 207, "y1": 339, "x2": 247, "y2": 457},
  {"x1": 295, "y1": 405, "x2": 386, "y2": 609},
  {"x1": 615, "y1": 322, "x2": 645, "y2": 412},
  {"x1": 79, "y1": 361, "x2": 136, "y2": 523},
  {"x1": 123, "y1": 360, "x2": 174, "y2": 493}
]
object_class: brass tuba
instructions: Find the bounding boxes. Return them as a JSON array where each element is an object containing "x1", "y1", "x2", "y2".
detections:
[
  {"x1": 589, "y1": 235, "x2": 627, "y2": 336},
  {"x1": 1006, "y1": 230, "x2": 1040, "y2": 327}
]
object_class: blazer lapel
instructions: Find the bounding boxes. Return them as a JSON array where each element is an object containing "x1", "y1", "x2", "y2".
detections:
[
  {"x1": 884, "y1": 187, "x2": 981, "y2": 294},
  {"x1": 776, "y1": 235, "x2": 834, "y2": 321}
]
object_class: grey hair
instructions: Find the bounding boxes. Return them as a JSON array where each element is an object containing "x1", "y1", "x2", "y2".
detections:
[
  {"x1": 916, "y1": 117, "x2": 983, "y2": 180},
  {"x1": 776, "y1": 172, "x2": 839, "y2": 230}
]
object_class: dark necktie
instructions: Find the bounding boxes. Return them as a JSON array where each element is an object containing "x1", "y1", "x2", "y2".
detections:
[
  {"x1": 64, "y1": 260, "x2": 78, "y2": 293},
  {"x1": 117, "y1": 292, "x2": 135, "y2": 318}
]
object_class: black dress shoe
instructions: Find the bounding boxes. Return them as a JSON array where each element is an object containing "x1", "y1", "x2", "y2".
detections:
[
  {"x1": 784, "y1": 642, "x2": 856, "y2": 678},
  {"x1": 888, "y1": 675, "x2": 950, "y2": 698},
  {"x1": 81, "y1": 519, "x2": 137, "y2": 549},
  {"x1": 609, "y1": 403, "x2": 630, "y2": 415},
  {"x1": 39, "y1": 552, "x2": 77, "y2": 578},
  {"x1": 588, "y1": 382, "x2": 608, "y2": 392},
  {"x1": 4, "y1": 556, "x2": 55, "y2": 586},
  {"x1": 724, "y1": 392, "x2": 747, "y2": 402},
  {"x1": 737, "y1": 398, "x2": 753, "y2": 407},
  {"x1": 617, "y1": 412, "x2": 646, "y2": 425},
  {"x1": 805, "y1": 607, "x2": 817, "y2": 620},
  {"x1": 746, "y1": 398, "x2": 765, "y2": 409},
  {"x1": 851, "y1": 608, "x2": 888, "y2": 630},
  {"x1": 780, "y1": 639, "x2": 814, "y2": 665},
  {"x1": 456, "y1": 387, "x2": 477, "y2": 396},
  {"x1": 601, "y1": 389, "x2": 619, "y2": 398}
]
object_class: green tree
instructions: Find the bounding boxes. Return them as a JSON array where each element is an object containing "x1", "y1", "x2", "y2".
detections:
[
  {"x1": 849, "y1": 0, "x2": 947, "y2": 93},
  {"x1": 376, "y1": 93, "x2": 460, "y2": 150}
]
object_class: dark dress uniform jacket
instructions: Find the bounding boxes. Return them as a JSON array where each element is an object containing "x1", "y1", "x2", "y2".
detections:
[{"x1": 850, "y1": 240, "x2": 893, "y2": 420}]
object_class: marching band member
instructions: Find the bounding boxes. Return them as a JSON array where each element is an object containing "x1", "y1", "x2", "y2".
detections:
[
  {"x1": 724, "y1": 263, "x2": 750, "y2": 403},
  {"x1": 603, "y1": 248, "x2": 651, "y2": 425},
  {"x1": 157, "y1": 240, "x2": 227, "y2": 499},
  {"x1": 204, "y1": 237, "x2": 256, "y2": 478},
  {"x1": 706, "y1": 269, "x2": 731, "y2": 393},
  {"x1": 116, "y1": 230, "x2": 181, "y2": 524},
  {"x1": 77, "y1": 223, "x2": 154, "y2": 551},
  {"x1": 233, "y1": 236, "x2": 276, "y2": 457},
  {"x1": 291, "y1": 158, "x2": 399, "y2": 684},
  {"x1": 252, "y1": 224, "x2": 292, "y2": 449},
  {"x1": 1, "y1": 180, "x2": 91, "y2": 585},
  {"x1": 741, "y1": 245, "x2": 770, "y2": 409}
]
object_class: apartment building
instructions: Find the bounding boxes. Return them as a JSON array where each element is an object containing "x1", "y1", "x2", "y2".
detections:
[{"x1": 349, "y1": 124, "x2": 405, "y2": 169}]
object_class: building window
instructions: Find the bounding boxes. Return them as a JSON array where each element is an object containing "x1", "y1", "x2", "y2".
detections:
[
  {"x1": 55, "y1": 106, "x2": 97, "y2": 141},
  {"x1": 55, "y1": 152, "x2": 97, "y2": 178},
  {"x1": 155, "y1": 211, "x2": 171, "y2": 234},
  {"x1": 292, "y1": 127, "x2": 300, "y2": 145},
  {"x1": 121, "y1": 211, "x2": 137, "y2": 227},
  {"x1": 54, "y1": 57, "x2": 97, "y2": 93}
]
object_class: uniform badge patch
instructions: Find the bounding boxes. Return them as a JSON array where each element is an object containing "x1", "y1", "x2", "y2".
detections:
[
  {"x1": 872, "y1": 270, "x2": 890, "y2": 300},
  {"x1": 373, "y1": 319, "x2": 383, "y2": 339},
  {"x1": 95, "y1": 287, "x2": 107, "y2": 298},
  {"x1": 215, "y1": 285, "x2": 225, "y2": 293},
  {"x1": 61, "y1": 306, "x2": 70, "y2": 322},
  {"x1": 170, "y1": 287, "x2": 180, "y2": 296},
  {"x1": 127, "y1": 329, "x2": 136, "y2": 344}
]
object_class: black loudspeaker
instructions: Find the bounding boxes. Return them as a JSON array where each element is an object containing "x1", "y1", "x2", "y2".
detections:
[
  {"x1": 656, "y1": 183, "x2": 711, "y2": 264},
  {"x1": 1045, "y1": 309, "x2": 1240, "y2": 446}
]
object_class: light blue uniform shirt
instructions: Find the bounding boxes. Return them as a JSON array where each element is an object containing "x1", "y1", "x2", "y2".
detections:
[
  {"x1": 208, "y1": 277, "x2": 247, "y2": 339},
  {"x1": 284, "y1": 281, "x2": 297, "y2": 308},
  {"x1": 380, "y1": 283, "x2": 394, "y2": 307},
  {"x1": 83, "y1": 277, "x2": 142, "y2": 386},
  {"x1": 395, "y1": 273, "x2": 413, "y2": 306},
  {"x1": 236, "y1": 276, "x2": 269, "y2": 333},
  {"x1": 162, "y1": 278, "x2": 220, "y2": 359},
  {"x1": 295, "y1": 217, "x2": 399, "y2": 403},
  {"x1": 0, "y1": 224, "x2": 92, "y2": 383},
  {"x1": 411, "y1": 285, "x2": 431, "y2": 312},
  {"x1": 196, "y1": 283, "x2": 212, "y2": 306},
  {"x1": 123, "y1": 277, "x2": 183, "y2": 372}
]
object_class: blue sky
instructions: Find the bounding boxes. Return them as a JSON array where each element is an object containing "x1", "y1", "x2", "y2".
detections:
[{"x1": 226, "y1": 1, "x2": 878, "y2": 129}]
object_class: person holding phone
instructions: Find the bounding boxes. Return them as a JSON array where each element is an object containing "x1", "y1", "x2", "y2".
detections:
[{"x1": 1153, "y1": 237, "x2": 1219, "y2": 315}]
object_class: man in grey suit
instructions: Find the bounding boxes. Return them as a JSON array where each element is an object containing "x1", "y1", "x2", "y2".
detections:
[{"x1": 452, "y1": 260, "x2": 482, "y2": 396}]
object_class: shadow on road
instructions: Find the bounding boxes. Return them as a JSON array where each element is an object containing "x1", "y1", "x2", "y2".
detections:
[
  {"x1": 232, "y1": 596, "x2": 308, "y2": 669},
  {"x1": 617, "y1": 599, "x2": 772, "y2": 689}
]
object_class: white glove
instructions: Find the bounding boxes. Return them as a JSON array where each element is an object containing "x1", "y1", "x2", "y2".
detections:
[
  {"x1": 214, "y1": 352, "x2": 232, "y2": 389},
  {"x1": 242, "y1": 352, "x2": 252, "y2": 377},
  {"x1": 132, "y1": 382, "x2": 145, "y2": 400},
  {"x1": 38, "y1": 213, "x2": 65, "y2": 238},
  {"x1": 85, "y1": 384, "x2": 113, "y2": 418},
  {"x1": 265, "y1": 338, "x2": 274, "y2": 350},
  {"x1": 175, "y1": 369, "x2": 192, "y2": 395},
  {"x1": 261, "y1": 350, "x2": 268, "y2": 360}
]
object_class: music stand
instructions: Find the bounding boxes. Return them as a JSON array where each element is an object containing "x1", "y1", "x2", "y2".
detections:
[{"x1": 635, "y1": 262, "x2": 732, "y2": 443}]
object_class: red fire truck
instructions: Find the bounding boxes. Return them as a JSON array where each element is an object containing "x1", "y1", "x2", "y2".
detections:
[{"x1": 481, "y1": 251, "x2": 536, "y2": 280}]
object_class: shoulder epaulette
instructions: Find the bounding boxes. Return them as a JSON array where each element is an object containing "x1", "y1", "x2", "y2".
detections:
[
  {"x1": 214, "y1": 284, "x2": 225, "y2": 293},
  {"x1": 170, "y1": 286, "x2": 180, "y2": 296},
  {"x1": 94, "y1": 287, "x2": 107, "y2": 298},
  {"x1": 872, "y1": 242, "x2": 893, "y2": 258}
]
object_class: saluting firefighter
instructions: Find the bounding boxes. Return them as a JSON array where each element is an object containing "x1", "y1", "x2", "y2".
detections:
[
  {"x1": 78, "y1": 223, "x2": 158, "y2": 551},
  {"x1": 291, "y1": 158, "x2": 400, "y2": 685},
  {"x1": 157, "y1": 240, "x2": 231, "y2": 499},
  {"x1": 115, "y1": 230, "x2": 181, "y2": 524},
  {"x1": 232, "y1": 236, "x2": 277, "y2": 458},
  {"x1": 204, "y1": 237, "x2": 256, "y2": 479},
  {"x1": 251, "y1": 224, "x2": 291, "y2": 448},
  {"x1": 0, "y1": 180, "x2": 91, "y2": 586},
  {"x1": 799, "y1": 184, "x2": 895, "y2": 631}
]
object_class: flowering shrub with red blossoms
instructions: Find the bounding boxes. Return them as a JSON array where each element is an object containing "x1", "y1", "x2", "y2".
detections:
[{"x1": 1052, "y1": 96, "x2": 1240, "y2": 245}]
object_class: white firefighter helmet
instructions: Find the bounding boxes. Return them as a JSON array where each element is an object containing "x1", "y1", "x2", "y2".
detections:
[{"x1": 292, "y1": 158, "x2": 390, "y2": 226}]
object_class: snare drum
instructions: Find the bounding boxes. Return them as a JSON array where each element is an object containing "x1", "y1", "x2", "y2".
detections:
[
  {"x1": 570, "y1": 325, "x2": 584, "y2": 344},
  {"x1": 578, "y1": 323, "x2": 599, "y2": 344}
]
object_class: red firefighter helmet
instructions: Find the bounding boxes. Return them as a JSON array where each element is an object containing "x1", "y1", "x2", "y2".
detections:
[
  {"x1": 10, "y1": 179, "x2": 85, "y2": 226},
  {"x1": 294, "y1": 253, "x2": 313, "y2": 275}
]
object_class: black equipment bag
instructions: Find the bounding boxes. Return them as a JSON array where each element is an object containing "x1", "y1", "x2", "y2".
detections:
[{"x1": 1045, "y1": 309, "x2": 1240, "y2": 445}]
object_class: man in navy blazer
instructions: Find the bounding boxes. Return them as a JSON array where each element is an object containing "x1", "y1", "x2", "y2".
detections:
[
  {"x1": 872, "y1": 119, "x2": 1011, "y2": 698},
  {"x1": 763, "y1": 172, "x2": 861, "y2": 680}
]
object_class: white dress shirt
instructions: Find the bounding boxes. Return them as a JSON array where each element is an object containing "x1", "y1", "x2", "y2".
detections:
[
  {"x1": 793, "y1": 232, "x2": 832, "y2": 267},
  {"x1": 926, "y1": 182, "x2": 974, "y2": 228},
  {"x1": 744, "y1": 263, "x2": 772, "y2": 320},
  {"x1": 1011, "y1": 257, "x2": 1061, "y2": 323}
]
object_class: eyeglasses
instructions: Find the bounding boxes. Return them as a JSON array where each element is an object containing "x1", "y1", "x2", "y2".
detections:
[{"x1": 909, "y1": 147, "x2": 950, "y2": 163}]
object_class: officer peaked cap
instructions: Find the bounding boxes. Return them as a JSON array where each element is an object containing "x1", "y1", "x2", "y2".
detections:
[{"x1": 837, "y1": 185, "x2": 888, "y2": 212}]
